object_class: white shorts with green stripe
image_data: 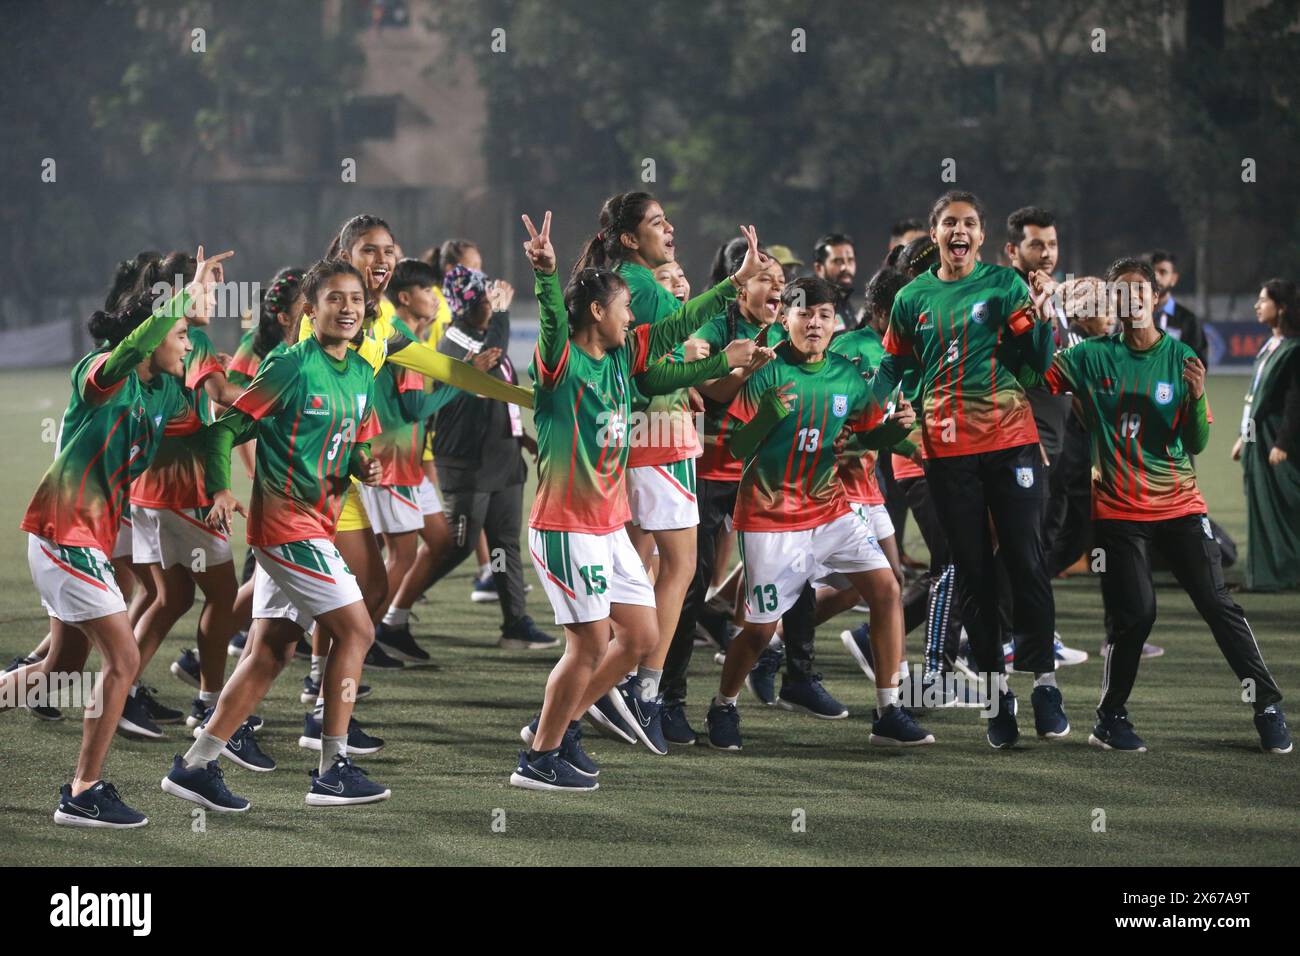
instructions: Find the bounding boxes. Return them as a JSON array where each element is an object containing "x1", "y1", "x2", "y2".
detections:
[
  {"x1": 739, "y1": 510, "x2": 890, "y2": 624},
  {"x1": 252, "y1": 539, "x2": 362, "y2": 628},
  {"x1": 28, "y1": 534, "x2": 126, "y2": 623},
  {"x1": 627, "y1": 459, "x2": 699, "y2": 531},
  {"x1": 132, "y1": 506, "x2": 233, "y2": 570},
  {"x1": 528, "y1": 526, "x2": 655, "y2": 626},
  {"x1": 359, "y1": 484, "x2": 425, "y2": 535}
]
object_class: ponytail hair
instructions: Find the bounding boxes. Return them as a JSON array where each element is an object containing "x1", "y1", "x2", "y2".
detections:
[
  {"x1": 571, "y1": 191, "x2": 658, "y2": 280},
  {"x1": 327, "y1": 214, "x2": 393, "y2": 260},
  {"x1": 138, "y1": 250, "x2": 197, "y2": 302},
  {"x1": 432, "y1": 238, "x2": 479, "y2": 275},
  {"x1": 254, "y1": 267, "x2": 305, "y2": 357},
  {"x1": 105, "y1": 251, "x2": 161, "y2": 311},
  {"x1": 87, "y1": 292, "x2": 164, "y2": 347},
  {"x1": 563, "y1": 268, "x2": 628, "y2": 335}
]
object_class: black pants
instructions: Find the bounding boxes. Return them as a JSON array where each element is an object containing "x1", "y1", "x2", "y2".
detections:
[
  {"x1": 432, "y1": 472, "x2": 528, "y2": 633},
  {"x1": 878, "y1": 452, "x2": 909, "y2": 556},
  {"x1": 662, "y1": 478, "x2": 815, "y2": 705},
  {"x1": 1095, "y1": 514, "x2": 1283, "y2": 716},
  {"x1": 925, "y1": 443, "x2": 1056, "y2": 677},
  {"x1": 898, "y1": 475, "x2": 962, "y2": 677},
  {"x1": 1045, "y1": 415, "x2": 1093, "y2": 578}
]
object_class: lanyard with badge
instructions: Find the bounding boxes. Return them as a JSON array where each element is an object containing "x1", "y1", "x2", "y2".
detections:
[{"x1": 1241, "y1": 336, "x2": 1282, "y2": 436}]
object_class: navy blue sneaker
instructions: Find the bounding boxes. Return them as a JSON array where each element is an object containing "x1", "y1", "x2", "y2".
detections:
[
  {"x1": 1031, "y1": 684, "x2": 1070, "y2": 739},
  {"x1": 300, "y1": 675, "x2": 320, "y2": 704},
  {"x1": 136, "y1": 685, "x2": 183, "y2": 724},
  {"x1": 1088, "y1": 709, "x2": 1147, "y2": 752},
  {"x1": 294, "y1": 637, "x2": 312, "y2": 660},
  {"x1": 161, "y1": 755, "x2": 250, "y2": 812},
  {"x1": 622, "y1": 680, "x2": 668, "y2": 755},
  {"x1": 363, "y1": 642, "x2": 405, "y2": 670},
  {"x1": 169, "y1": 648, "x2": 201, "y2": 689},
  {"x1": 1254, "y1": 708, "x2": 1292, "y2": 754},
  {"x1": 498, "y1": 615, "x2": 559, "y2": 650},
  {"x1": 778, "y1": 675, "x2": 848, "y2": 719},
  {"x1": 520, "y1": 718, "x2": 600, "y2": 777},
  {"x1": 54, "y1": 781, "x2": 148, "y2": 829},
  {"x1": 7, "y1": 656, "x2": 66, "y2": 721},
  {"x1": 985, "y1": 689, "x2": 1020, "y2": 749},
  {"x1": 117, "y1": 690, "x2": 163, "y2": 739},
  {"x1": 227, "y1": 630, "x2": 247, "y2": 657},
  {"x1": 661, "y1": 700, "x2": 698, "y2": 745},
  {"x1": 901, "y1": 671, "x2": 988, "y2": 709},
  {"x1": 840, "y1": 622, "x2": 875, "y2": 681},
  {"x1": 706, "y1": 700, "x2": 743, "y2": 751},
  {"x1": 586, "y1": 688, "x2": 638, "y2": 744},
  {"x1": 247, "y1": 714, "x2": 263, "y2": 732},
  {"x1": 869, "y1": 704, "x2": 936, "y2": 746},
  {"x1": 375, "y1": 621, "x2": 431, "y2": 665},
  {"x1": 186, "y1": 699, "x2": 210, "y2": 728},
  {"x1": 746, "y1": 644, "x2": 782, "y2": 706},
  {"x1": 509, "y1": 749, "x2": 598, "y2": 792},
  {"x1": 470, "y1": 569, "x2": 498, "y2": 603},
  {"x1": 222, "y1": 719, "x2": 276, "y2": 771},
  {"x1": 298, "y1": 713, "x2": 384, "y2": 755},
  {"x1": 307, "y1": 755, "x2": 391, "y2": 805}
]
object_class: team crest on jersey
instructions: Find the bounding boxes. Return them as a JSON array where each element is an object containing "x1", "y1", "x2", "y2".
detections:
[
  {"x1": 1015, "y1": 466, "x2": 1034, "y2": 488},
  {"x1": 832, "y1": 394, "x2": 848, "y2": 417},
  {"x1": 971, "y1": 301, "x2": 989, "y2": 324},
  {"x1": 1155, "y1": 382, "x2": 1174, "y2": 405},
  {"x1": 304, "y1": 393, "x2": 331, "y2": 416}
]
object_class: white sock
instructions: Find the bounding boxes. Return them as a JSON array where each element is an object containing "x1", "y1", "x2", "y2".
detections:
[
  {"x1": 128, "y1": 684, "x2": 139, "y2": 698},
  {"x1": 478, "y1": 561, "x2": 491, "y2": 578},
  {"x1": 313, "y1": 696, "x2": 325, "y2": 720},
  {"x1": 1034, "y1": 671, "x2": 1057, "y2": 688},
  {"x1": 715, "y1": 693, "x2": 738, "y2": 707},
  {"x1": 310, "y1": 655, "x2": 324, "y2": 683},
  {"x1": 382, "y1": 606, "x2": 409, "y2": 628},
  {"x1": 634, "y1": 666, "x2": 662, "y2": 701},
  {"x1": 198, "y1": 690, "x2": 217, "y2": 705},
  {"x1": 998, "y1": 673, "x2": 1010, "y2": 695},
  {"x1": 319, "y1": 734, "x2": 347, "y2": 775},
  {"x1": 183, "y1": 732, "x2": 225, "y2": 770},
  {"x1": 768, "y1": 634, "x2": 784, "y2": 651},
  {"x1": 898, "y1": 660, "x2": 910, "y2": 681},
  {"x1": 876, "y1": 687, "x2": 899, "y2": 711}
]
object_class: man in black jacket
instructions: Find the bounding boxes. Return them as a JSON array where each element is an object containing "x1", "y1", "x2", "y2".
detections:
[{"x1": 1149, "y1": 250, "x2": 1209, "y2": 365}]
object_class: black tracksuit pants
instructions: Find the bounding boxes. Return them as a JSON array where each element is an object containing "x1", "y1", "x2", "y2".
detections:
[
  {"x1": 924, "y1": 443, "x2": 1056, "y2": 678},
  {"x1": 1095, "y1": 514, "x2": 1283, "y2": 716},
  {"x1": 897, "y1": 474, "x2": 963, "y2": 678}
]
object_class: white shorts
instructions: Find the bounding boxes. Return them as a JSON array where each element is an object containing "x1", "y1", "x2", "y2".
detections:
[
  {"x1": 132, "y1": 506, "x2": 233, "y2": 570},
  {"x1": 739, "y1": 511, "x2": 890, "y2": 624},
  {"x1": 528, "y1": 526, "x2": 656, "y2": 625},
  {"x1": 111, "y1": 515, "x2": 133, "y2": 560},
  {"x1": 416, "y1": 476, "x2": 443, "y2": 516},
  {"x1": 850, "y1": 501, "x2": 895, "y2": 541},
  {"x1": 253, "y1": 539, "x2": 362, "y2": 625},
  {"x1": 359, "y1": 484, "x2": 425, "y2": 535},
  {"x1": 28, "y1": 534, "x2": 127, "y2": 623},
  {"x1": 627, "y1": 460, "x2": 699, "y2": 531}
]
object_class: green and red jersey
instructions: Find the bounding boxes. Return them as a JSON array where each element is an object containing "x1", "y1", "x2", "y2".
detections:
[
  {"x1": 728, "y1": 343, "x2": 887, "y2": 531},
  {"x1": 619, "y1": 261, "x2": 701, "y2": 467},
  {"x1": 370, "y1": 362, "x2": 431, "y2": 487},
  {"x1": 21, "y1": 350, "x2": 197, "y2": 554},
  {"x1": 1041, "y1": 331, "x2": 1211, "y2": 522},
  {"x1": 131, "y1": 326, "x2": 223, "y2": 509},
  {"x1": 879, "y1": 262, "x2": 1051, "y2": 458},
  {"x1": 691, "y1": 311, "x2": 787, "y2": 482},
  {"x1": 528, "y1": 270, "x2": 734, "y2": 534},
  {"x1": 828, "y1": 326, "x2": 886, "y2": 505},
  {"x1": 227, "y1": 328, "x2": 260, "y2": 386},
  {"x1": 226, "y1": 336, "x2": 380, "y2": 546}
]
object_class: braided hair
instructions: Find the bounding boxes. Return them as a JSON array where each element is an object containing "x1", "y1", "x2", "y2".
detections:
[{"x1": 254, "y1": 267, "x2": 305, "y2": 357}]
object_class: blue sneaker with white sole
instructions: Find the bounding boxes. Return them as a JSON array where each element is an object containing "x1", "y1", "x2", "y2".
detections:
[
  {"x1": 307, "y1": 755, "x2": 391, "y2": 805},
  {"x1": 1088, "y1": 709, "x2": 1148, "y2": 752},
  {"x1": 661, "y1": 700, "x2": 698, "y2": 745},
  {"x1": 520, "y1": 718, "x2": 600, "y2": 777},
  {"x1": 778, "y1": 675, "x2": 848, "y2": 719},
  {"x1": 54, "y1": 781, "x2": 147, "y2": 829},
  {"x1": 170, "y1": 648, "x2": 202, "y2": 689},
  {"x1": 301, "y1": 674, "x2": 371, "y2": 704},
  {"x1": 746, "y1": 645, "x2": 782, "y2": 706},
  {"x1": 298, "y1": 713, "x2": 384, "y2": 755},
  {"x1": 706, "y1": 701, "x2": 743, "y2": 751},
  {"x1": 222, "y1": 719, "x2": 277, "y2": 771},
  {"x1": 375, "y1": 621, "x2": 431, "y2": 665},
  {"x1": 986, "y1": 689, "x2": 1020, "y2": 749},
  {"x1": 586, "y1": 688, "x2": 638, "y2": 744},
  {"x1": 622, "y1": 683, "x2": 668, "y2": 755},
  {"x1": 227, "y1": 630, "x2": 247, "y2": 657},
  {"x1": 1031, "y1": 684, "x2": 1070, "y2": 739},
  {"x1": 869, "y1": 704, "x2": 936, "y2": 746},
  {"x1": 161, "y1": 755, "x2": 250, "y2": 812},
  {"x1": 1254, "y1": 708, "x2": 1292, "y2": 754},
  {"x1": 509, "y1": 749, "x2": 598, "y2": 792},
  {"x1": 840, "y1": 622, "x2": 875, "y2": 681}
]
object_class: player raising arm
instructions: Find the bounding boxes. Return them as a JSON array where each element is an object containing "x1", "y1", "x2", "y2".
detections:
[
  {"x1": 1021, "y1": 257, "x2": 1290, "y2": 754},
  {"x1": 512, "y1": 210, "x2": 765, "y2": 791}
]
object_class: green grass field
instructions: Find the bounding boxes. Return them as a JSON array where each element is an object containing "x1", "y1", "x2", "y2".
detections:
[{"x1": 0, "y1": 369, "x2": 1295, "y2": 866}]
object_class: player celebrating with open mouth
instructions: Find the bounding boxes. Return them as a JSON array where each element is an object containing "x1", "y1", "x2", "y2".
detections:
[
  {"x1": 6, "y1": 246, "x2": 230, "y2": 828},
  {"x1": 872, "y1": 190, "x2": 1064, "y2": 749},
  {"x1": 512, "y1": 210, "x2": 767, "y2": 791},
  {"x1": 706, "y1": 277, "x2": 932, "y2": 751},
  {"x1": 1022, "y1": 258, "x2": 1291, "y2": 754}
]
